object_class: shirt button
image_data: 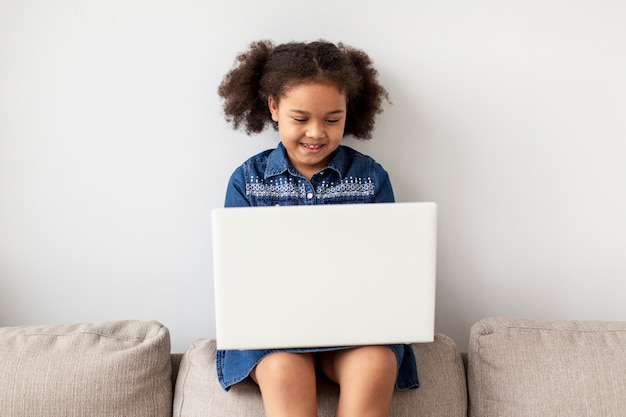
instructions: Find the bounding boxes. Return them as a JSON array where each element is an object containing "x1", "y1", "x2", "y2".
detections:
[{"x1": 307, "y1": 192, "x2": 314, "y2": 199}]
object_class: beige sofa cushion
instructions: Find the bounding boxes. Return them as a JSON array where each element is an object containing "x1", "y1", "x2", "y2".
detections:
[
  {"x1": 0, "y1": 320, "x2": 172, "y2": 417},
  {"x1": 468, "y1": 316, "x2": 626, "y2": 417},
  {"x1": 174, "y1": 335, "x2": 466, "y2": 417}
]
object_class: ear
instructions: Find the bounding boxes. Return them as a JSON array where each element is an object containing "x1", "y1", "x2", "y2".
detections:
[{"x1": 268, "y1": 96, "x2": 279, "y2": 122}]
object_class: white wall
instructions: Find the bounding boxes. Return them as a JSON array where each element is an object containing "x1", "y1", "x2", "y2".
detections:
[{"x1": 1, "y1": 0, "x2": 625, "y2": 352}]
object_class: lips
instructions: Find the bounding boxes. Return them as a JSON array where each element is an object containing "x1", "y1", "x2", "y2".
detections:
[{"x1": 301, "y1": 143, "x2": 325, "y2": 154}]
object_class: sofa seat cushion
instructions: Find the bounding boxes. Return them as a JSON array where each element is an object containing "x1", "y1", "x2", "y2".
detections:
[
  {"x1": 174, "y1": 335, "x2": 466, "y2": 417},
  {"x1": 468, "y1": 316, "x2": 626, "y2": 417},
  {"x1": 0, "y1": 320, "x2": 172, "y2": 417}
]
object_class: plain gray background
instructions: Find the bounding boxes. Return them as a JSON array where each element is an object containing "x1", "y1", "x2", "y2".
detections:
[{"x1": 1, "y1": 0, "x2": 625, "y2": 352}]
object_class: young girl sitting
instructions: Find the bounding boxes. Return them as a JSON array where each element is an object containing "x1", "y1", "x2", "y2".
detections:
[{"x1": 216, "y1": 40, "x2": 419, "y2": 417}]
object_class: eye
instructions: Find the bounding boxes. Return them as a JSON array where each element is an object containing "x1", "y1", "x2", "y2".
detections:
[
  {"x1": 292, "y1": 117, "x2": 308, "y2": 123},
  {"x1": 326, "y1": 119, "x2": 340, "y2": 124}
]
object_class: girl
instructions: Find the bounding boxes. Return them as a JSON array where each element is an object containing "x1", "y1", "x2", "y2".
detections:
[{"x1": 217, "y1": 40, "x2": 419, "y2": 417}]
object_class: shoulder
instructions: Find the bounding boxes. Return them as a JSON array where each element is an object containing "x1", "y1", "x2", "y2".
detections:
[
  {"x1": 335, "y1": 145, "x2": 388, "y2": 174},
  {"x1": 227, "y1": 148, "x2": 272, "y2": 182},
  {"x1": 338, "y1": 144, "x2": 367, "y2": 158},
  {"x1": 338, "y1": 145, "x2": 379, "y2": 163},
  {"x1": 239, "y1": 148, "x2": 275, "y2": 165},
  {"x1": 230, "y1": 148, "x2": 275, "y2": 175}
]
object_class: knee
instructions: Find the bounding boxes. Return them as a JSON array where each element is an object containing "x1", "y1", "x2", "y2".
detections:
[
  {"x1": 252, "y1": 352, "x2": 315, "y2": 385},
  {"x1": 355, "y1": 346, "x2": 397, "y2": 376},
  {"x1": 321, "y1": 346, "x2": 397, "y2": 385}
]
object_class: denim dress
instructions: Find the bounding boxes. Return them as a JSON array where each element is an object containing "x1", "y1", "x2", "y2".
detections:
[{"x1": 217, "y1": 143, "x2": 420, "y2": 391}]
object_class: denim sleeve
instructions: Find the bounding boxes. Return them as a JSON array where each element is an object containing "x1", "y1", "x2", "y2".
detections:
[
  {"x1": 373, "y1": 164, "x2": 395, "y2": 203},
  {"x1": 224, "y1": 166, "x2": 251, "y2": 207}
]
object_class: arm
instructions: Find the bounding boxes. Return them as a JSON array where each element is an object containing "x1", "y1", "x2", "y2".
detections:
[
  {"x1": 373, "y1": 164, "x2": 395, "y2": 203},
  {"x1": 224, "y1": 166, "x2": 251, "y2": 207}
]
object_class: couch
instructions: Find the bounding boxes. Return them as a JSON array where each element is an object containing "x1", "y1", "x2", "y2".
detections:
[{"x1": 1, "y1": 316, "x2": 625, "y2": 417}]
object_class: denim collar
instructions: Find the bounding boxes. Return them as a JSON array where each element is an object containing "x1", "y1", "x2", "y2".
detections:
[{"x1": 264, "y1": 142, "x2": 346, "y2": 180}]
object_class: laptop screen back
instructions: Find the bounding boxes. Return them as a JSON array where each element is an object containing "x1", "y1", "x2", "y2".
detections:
[{"x1": 212, "y1": 202, "x2": 437, "y2": 350}]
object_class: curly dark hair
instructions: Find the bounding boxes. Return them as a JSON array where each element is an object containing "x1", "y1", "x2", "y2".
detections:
[{"x1": 218, "y1": 40, "x2": 389, "y2": 139}]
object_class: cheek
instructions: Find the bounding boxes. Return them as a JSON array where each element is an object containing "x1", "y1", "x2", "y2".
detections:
[
  {"x1": 277, "y1": 121, "x2": 300, "y2": 139},
  {"x1": 332, "y1": 122, "x2": 347, "y2": 138}
]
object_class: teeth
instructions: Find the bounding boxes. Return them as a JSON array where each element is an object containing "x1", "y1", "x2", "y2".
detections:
[{"x1": 303, "y1": 144, "x2": 322, "y2": 149}]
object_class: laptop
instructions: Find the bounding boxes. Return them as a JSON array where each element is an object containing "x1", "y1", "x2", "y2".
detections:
[{"x1": 211, "y1": 202, "x2": 437, "y2": 350}]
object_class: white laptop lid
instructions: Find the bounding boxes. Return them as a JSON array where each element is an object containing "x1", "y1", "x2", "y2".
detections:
[{"x1": 211, "y1": 202, "x2": 437, "y2": 350}]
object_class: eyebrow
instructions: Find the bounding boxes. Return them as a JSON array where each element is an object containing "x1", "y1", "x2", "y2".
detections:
[{"x1": 289, "y1": 109, "x2": 345, "y2": 116}]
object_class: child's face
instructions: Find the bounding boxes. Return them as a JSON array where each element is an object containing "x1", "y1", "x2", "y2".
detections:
[{"x1": 269, "y1": 82, "x2": 346, "y2": 179}]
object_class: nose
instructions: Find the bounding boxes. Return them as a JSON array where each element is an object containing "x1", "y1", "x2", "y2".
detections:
[{"x1": 306, "y1": 121, "x2": 326, "y2": 139}]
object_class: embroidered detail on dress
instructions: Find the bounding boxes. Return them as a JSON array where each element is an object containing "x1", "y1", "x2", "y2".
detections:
[
  {"x1": 246, "y1": 176, "x2": 375, "y2": 200},
  {"x1": 246, "y1": 176, "x2": 304, "y2": 198},
  {"x1": 317, "y1": 177, "x2": 375, "y2": 199}
]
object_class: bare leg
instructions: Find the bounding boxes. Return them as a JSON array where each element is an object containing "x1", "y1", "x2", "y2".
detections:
[
  {"x1": 250, "y1": 352, "x2": 318, "y2": 417},
  {"x1": 320, "y1": 346, "x2": 397, "y2": 417}
]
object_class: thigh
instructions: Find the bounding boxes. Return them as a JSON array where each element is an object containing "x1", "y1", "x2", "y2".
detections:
[
  {"x1": 318, "y1": 345, "x2": 397, "y2": 384},
  {"x1": 318, "y1": 346, "x2": 397, "y2": 417}
]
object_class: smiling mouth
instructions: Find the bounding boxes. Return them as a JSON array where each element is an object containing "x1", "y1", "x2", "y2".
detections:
[{"x1": 302, "y1": 143, "x2": 323, "y2": 149}]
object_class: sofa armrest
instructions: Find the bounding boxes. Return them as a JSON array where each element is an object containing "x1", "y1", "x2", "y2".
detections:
[
  {"x1": 0, "y1": 320, "x2": 172, "y2": 417},
  {"x1": 467, "y1": 316, "x2": 626, "y2": 417}
]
